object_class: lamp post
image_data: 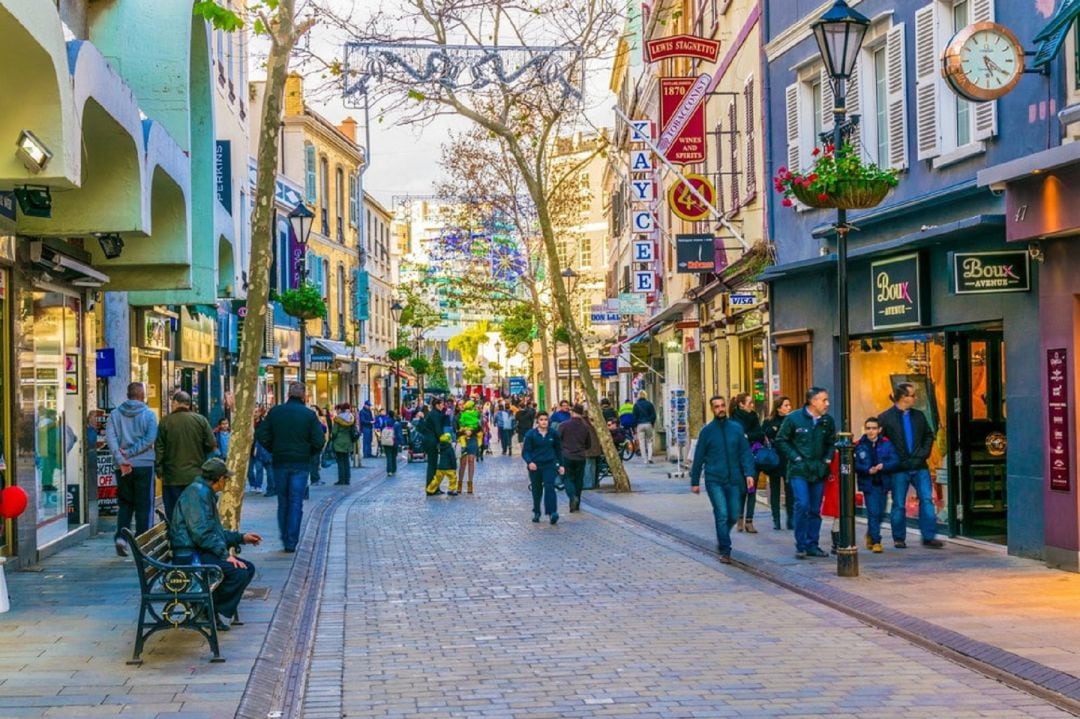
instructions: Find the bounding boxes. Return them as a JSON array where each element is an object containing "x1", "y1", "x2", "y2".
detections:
[
  {"x1": 812, "y1": 0, "x2": 870, "y2": 578},
  {"x1": 494, "y1": 340, "x2": 502, "y2": 395},
  {"x1": 390, "y1": 299, "x2": 404, "y2": 411},
  {"x1": 288, "y1": 201, "x2": 315, "y2": 384},
  {"x1": 560, "y1": 266, "x2": 579, "y2": 403}
]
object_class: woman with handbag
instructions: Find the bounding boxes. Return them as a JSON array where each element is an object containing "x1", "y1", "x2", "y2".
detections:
[
  {"x1": 730, "y1": 393, "x2": 765, "y2": 533},
  {"x1": 762, "y1": 396, "x2": 794, "y2": 530}
]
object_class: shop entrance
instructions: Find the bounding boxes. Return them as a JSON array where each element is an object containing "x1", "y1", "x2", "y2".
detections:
[{"x1": 948, "y1": 331, "x2": 1007, "y2": 543}]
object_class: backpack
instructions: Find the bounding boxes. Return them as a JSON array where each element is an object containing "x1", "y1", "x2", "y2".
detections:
[
  {"x1": 350, "y1": 423, "x2": 360, "y2": 442},
  {"x1": 379, "y1": 425, "x2": 396, "y2": 446}
]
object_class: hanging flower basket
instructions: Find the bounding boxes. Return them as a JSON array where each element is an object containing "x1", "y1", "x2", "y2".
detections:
[
  {"x1": 774, "y1": 143, "x2": 899, "y2": 210},
  {"x1": 789, "y1": 182, "x2": 837, "y2": 209},
  {"x1": 830, "y1": 178, "x2": 893, "y2": 209},
  {"x1": 277, "y1": 283, "x2": 327, "y2": 321}
]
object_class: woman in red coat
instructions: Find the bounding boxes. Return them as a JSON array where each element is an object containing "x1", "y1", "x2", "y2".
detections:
[{"x1": 820, "y1": 449, "x2": 841, "y2": 553}]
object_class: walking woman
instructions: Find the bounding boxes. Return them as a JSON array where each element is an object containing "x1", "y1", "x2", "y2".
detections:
[
  {"x1": 763, "y1": 396, "x2": 795, "y2": 530},
  {"x1": 381, "y1": 409, "x2": 404, "y2": 476},
  {"x1": 329, "y1": 403, "x2": 357, "y2": 485},
  {"x1": 730, "y1": 393, "x2": 765, "y2": 533}
]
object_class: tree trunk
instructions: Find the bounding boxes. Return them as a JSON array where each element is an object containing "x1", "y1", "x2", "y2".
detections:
[
  {"x1": 526, "y1": 277, "x2": 554, "y2": 406},
  {"x1": 218, "y1": 3, "x2": 303, "y2": 529}
]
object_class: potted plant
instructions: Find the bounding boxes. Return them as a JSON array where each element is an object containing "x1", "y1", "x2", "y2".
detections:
[
  {"x1": 275, "y1": 282, "x2": 327, "y2": 320},
  {"x1": 773, "y1": 143, "x2": 898, "y2": 210}
]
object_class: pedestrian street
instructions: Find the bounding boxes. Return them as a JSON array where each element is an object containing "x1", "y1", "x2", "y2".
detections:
[{"x1": 295, "y1": 454, "x2": 1070, "y2": 719}]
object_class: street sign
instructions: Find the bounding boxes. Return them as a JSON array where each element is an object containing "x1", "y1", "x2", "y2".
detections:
[
  {"x1": 668, "y1": 174, "x2": 715, "y2": 222},
  {"x1": 632, "y1": 210, "x2": 654, "y2": 232},
  {"x1": 590, "y1": 309, "x2": 620, "y2": 325},
  {"x1": 95, "y1": 348, "x2": 116, "y2": 378},
  {"x1": 599, "y1": 358, "x2": 618, "y2": 377}
]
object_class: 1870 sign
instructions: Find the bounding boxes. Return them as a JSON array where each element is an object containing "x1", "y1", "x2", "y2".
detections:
[{"x1": 871, "y1": 254, "x2": 925, "y2": 330}]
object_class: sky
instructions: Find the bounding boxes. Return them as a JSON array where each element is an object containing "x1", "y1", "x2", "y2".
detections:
[{"x1": 274, "y1": 0, "x2": 620, "y2": 208}]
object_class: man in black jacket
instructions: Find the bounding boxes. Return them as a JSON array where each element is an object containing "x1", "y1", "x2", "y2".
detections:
[
  {"x1": 878, "y1": 383, "x2": 943, "y2": 549},
  {"x1": 558, "y1": 404, "x2": 592, "y2": 512},
  {"x1": 422, "y1": 398, "x2": 448, "y2": 492},
  {"x1": 775, "y1": 387, "x2": 837, "y2": 559},
  {"x1": 632, "y1": 391, "x2": 658, "y2": 464},
  {"x1": 256, "y1": 382, "x2": 325, "y2": 553}
]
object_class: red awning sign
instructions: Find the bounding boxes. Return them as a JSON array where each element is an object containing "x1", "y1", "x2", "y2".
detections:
[
  {"x1": 646, "y1": 35, "x2": 721, "y2": 63},
  {"x1": 658, "y1": 74, "x2": 709, "y2": 164}
]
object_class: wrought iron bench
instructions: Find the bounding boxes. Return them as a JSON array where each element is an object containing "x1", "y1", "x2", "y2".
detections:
[{"x1": 121, "y1": 523, "x2": 226, "y2": 664}]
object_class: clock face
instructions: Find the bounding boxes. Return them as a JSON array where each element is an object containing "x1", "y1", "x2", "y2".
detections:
[{"x1": 943, "y1": 22, "x2": 1025, "y2": 102}]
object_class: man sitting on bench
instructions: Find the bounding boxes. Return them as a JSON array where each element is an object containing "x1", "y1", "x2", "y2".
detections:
[{"x1": 169, "y1": 458, "x2": 261, "y2": 631}]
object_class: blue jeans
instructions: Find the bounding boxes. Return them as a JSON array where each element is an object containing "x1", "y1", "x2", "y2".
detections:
[
  {"x1": 247, "y1": 458, "x2": 266, "y2": 490},
  {"x1": 859, "y1": 480, "x2": 888, "y2": 544},
  {"x1": 529, "y1": 463, "x2": 559, "y2": 516},
  {"x1": 274, "y1": 464, "x2": 309, "y2": 551},
  {"x1": 703, "y1": 481, "x2": 743, "y2": 556},
  {"x1": 790, "y1": 477, "x2": 825, "y2": 552},
  {"x1": 890, "y1": 469, "x2": 937, "y2": 542}
]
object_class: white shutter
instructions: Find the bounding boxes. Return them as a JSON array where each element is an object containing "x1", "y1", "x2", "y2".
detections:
[
  {"x1": 970, "y1": 0, "x2": 997, "y2": 140},
  {"x1": 785, "y1": 83, "x2": 801, "y2": 171},
  {"x1": 847, "y1": 58, "x2": 862, "y2": 152},
  {"x1": 820, "y1": 66, "x2": 835, "y2": 134},
  {"x1": 914, "y1": 5, "x2": 940, "y2": 161},
  {"x1": 885, "y1": 23, "x2": 909, "y2": 170}
]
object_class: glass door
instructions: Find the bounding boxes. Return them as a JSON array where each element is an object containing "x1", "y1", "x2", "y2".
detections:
[{"x1": 949, "y1": 331, "x2": 1007, "y2": 543}]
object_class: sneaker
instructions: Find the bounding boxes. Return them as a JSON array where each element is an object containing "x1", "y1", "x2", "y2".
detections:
[
  {"x1": 922, "y1": 539, "x2": 945, "y2": 548},
  {"x1": 894, "y1": 540, "x2": 907, "y2": 549},
  {"x1": 806, "y1": 547, "x2": 829, "y2": 558},
  {"x1": 447, "y1": 491, "x2": 459, "y2": 496},
  {"x1": 718, "y1": 555, "x2": 732, "y2": 565},
  {"x1": 864, "y1": 533, "x2": 874, "y2": 550},
  {"x1": 871, "y1": 543, "x2": 883, "y2": 553},
  {"x1": 795, "y1": 550, "x2": 808, "y2": 559},
  {"x1": 114, "y1": 539, "x2": 129, "y2": 557},
  {"x1": 550, "y1": 513, "x2": 559, "y2": 525}
]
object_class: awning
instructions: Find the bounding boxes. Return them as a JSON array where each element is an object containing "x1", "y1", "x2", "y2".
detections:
[
  {"x1": 619, "y1": 298, "x2": 693, "y2": 346},
  {"x1": 311, "y1": 338, "x2": 355, "y2": 362},
  {"x1": 1033, "y1": 0, "x2": 1080, "y2": 67}
]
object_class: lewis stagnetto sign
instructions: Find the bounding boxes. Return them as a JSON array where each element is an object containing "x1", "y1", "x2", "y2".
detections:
[
  {"x1": 953, "y1": 251, "x2": 1030, "y2": 294},
  {"x1": 871, "y1": 253, "x2": 925, "y2": 330},
  {"x1": 645, "y1": 35, "x2": 720, "y2": 63}
]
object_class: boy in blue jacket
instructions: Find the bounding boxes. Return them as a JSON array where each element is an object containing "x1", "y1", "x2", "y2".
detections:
[{"x1": 853, "y1": 416, "x2": 900, "y2": 553}]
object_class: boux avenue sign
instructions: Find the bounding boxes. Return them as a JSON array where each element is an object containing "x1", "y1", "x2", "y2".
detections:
[
  {"x1": 953, "y1": 251, "x2": 1030, "y2": 294},
  {"x1": 871, "y1": 254, "x2": 925, "y2": 330}
]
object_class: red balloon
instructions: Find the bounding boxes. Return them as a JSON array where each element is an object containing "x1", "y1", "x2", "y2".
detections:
[{"x1": 0, "y1": 486, "x2": 28, "y2": 519}]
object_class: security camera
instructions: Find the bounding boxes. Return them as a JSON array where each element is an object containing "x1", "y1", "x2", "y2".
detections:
[{"x1": 989, "y1": 181, "x2": 1006, "y2": 196}]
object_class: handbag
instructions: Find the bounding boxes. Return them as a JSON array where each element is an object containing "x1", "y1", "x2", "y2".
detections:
[{"x1": 753, "y1": 443, "x2": 781, "y2": 472}]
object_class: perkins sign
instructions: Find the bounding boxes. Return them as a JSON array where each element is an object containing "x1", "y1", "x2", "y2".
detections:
[
  {"x1": 871, "y1": 254, "x2": 924, "y2": 330},
  {"x1": 953, "y1": 251, "x2": 1030, "y2": 294}
]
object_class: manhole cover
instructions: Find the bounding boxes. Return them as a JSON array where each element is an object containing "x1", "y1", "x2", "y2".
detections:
[{"x1": 244, "y1": 586, "x2": 271, "y2": 600}]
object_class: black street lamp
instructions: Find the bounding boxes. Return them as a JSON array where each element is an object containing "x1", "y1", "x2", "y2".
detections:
[
  {"x1": 494, "y1": 340, "x2": 502, "y2": 395},
  {"x1": 812, "y1": 0, "x2": 870, "y2": 578},
  {"x1": 390, "y1": 299, "x2": 404, "y2": 411},
  {"x1": 560, "y1": 266, "x2": 579, "y2": 403},
  {"x1": 288, "y1": 201, "x2": 316, "y2": 384}
]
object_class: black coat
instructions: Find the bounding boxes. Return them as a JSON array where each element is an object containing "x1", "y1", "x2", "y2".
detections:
[
  {"x1": 255, "y1": 397, "x2": 325, "y2": 466},
  {"x1": 877, "y1": 405, "x2": 935, "y2": 471},
  {"x1": 421, "y1": 408, "x2": 448, "y2": 451},
  {"x1": 762, "y1": 414, "x2": 788, "y2": 475},
  {"x1": 730, "y1": 407, "x2": 765, "y2": 444}
]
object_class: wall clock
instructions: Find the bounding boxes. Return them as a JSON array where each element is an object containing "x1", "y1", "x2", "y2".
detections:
[{"x1": 942, "y1": 22, "x2": 1025, "y2": 102}]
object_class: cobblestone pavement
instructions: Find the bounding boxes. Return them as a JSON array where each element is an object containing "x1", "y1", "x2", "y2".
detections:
[
  {"x1": 0, "y1": 461, "x2": 382, "y2": 719},
  {"x1": 302, "y1": 453, "x2": 1072, "y2": 718},
  {"x1": 590, "y1": 459, "x2": 1080, "y2": 680}
]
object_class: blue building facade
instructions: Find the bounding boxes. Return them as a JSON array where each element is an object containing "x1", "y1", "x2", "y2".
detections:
[{"x1": 761, "y1": 0, "x2": 1069, "y2": 560}]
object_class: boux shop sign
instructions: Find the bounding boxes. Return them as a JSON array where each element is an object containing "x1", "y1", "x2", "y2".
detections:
[
  {"x1": 871, "y1": 253, "x2": 925, "y2": 330},
  {"x1": 953, "y1": 251, "x2": 1030, "y2": 294}
]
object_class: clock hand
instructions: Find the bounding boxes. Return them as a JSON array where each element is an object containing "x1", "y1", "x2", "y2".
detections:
[{"x1": 982, "y1": 55, "x2": 1007, "y2": 76}]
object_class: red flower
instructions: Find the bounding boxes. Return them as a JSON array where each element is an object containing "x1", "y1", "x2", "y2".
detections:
[
  {"x1": 825, "y1": 143, "x2": 835, "y2": 153},
  {"x1": 782, "y1": 198, "x2": 793, "y2": 207},
  {"x1": 817, "y1": 193, "x2": 829, "y2": 202},
  {"x1": 812, "y1": 147, "x2": 820, "y2": 156},
  {"x1": 807, "y1": 173, "x2": 818, "y2": 183},
  {"x1": 778, "y1": 166, "x2": 787, "y2": 175}
]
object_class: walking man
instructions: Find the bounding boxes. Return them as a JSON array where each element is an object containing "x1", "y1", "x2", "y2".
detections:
[
  {"x1": 156, "y1": 390, "x2": 217, "y2": 521},
  {"x1": 422, "y1": 398, "x2": 449, "y2": 491},
  {"x1": 558, "y1": 404, "x2": 592, "y2": 512},
  {"x1": 169, "y1": 458, "x2": 261, "y2": 630},
  {"x1": 106, "y1": 382, "x2": 158, "y2": 556},
  {"x1": 522, "y1": 412, "x2": 565, "y2": 524},
  {"x1": 632, "y1": 390, "x2": 657, "y2": 464},
  {"x1": 515, "y1": 402, "x2": 536, "y2": 444},
  {"x1": 495, "y1": 403, "x2": 515, "y2": 455},
  {"x1": 774, "y1": 387, "x2": 837, "y2": 559},
  {"x1": 690, "y1": 396, "x2": 756, "y2": 564},
  {"x1": 358, "y1": 401, "x2": 376, "y2": 458},
  {"x1": 256, "y1": 382, "x2": 325, "y2": 553},
  {"x1": 878, "y1": 382, "x2": 944, "y2": 549}
]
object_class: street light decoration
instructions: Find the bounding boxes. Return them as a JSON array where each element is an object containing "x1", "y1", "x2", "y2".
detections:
[{"x1": 812, "y1": 0, "x2": 871, "y2": 82}]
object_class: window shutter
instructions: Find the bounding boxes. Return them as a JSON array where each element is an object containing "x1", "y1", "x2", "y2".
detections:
[
  {"x1": 728, "y1": 100, "x2": 739, "y2": 209},
  {"x1": 971, "y1": 0, "x2": 997, "y2": 140},
  {"x1": 885, "y1": 23, "x2": 909, "y2": 170},
  {"x1": 304, "y1": 143, "x2": 316, "y2": 203},
  {"x1": 846, "y1": 59, "x2": 862, "y2": 151},
  {"x1": 914, "y1": 5, "x2": 940, "y2": 161},
  {"x1": 348, "y1": 172, "x2": 357, "y2": 226},
  {"x1": 785, "y1": 83, "x2": 801, "y2": 171},
  {"x1": 714, "y1": 120, "x2": 726, "y2": 215},
  {"x1": 744, "y1": 76, "x2": 757, "y2": 199},
  {"x1": 820, "y1": 66, "x2": 835, "y2": 134}
]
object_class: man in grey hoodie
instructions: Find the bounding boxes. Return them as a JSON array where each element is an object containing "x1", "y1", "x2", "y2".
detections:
[{"x1": 106, "y1": 382, "x2": 158, "y2": 556}]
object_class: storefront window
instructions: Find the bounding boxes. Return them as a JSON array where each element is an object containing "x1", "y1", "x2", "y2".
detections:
[{"x1": 850, "y1": 333, "x2": 949, "y2": 526}]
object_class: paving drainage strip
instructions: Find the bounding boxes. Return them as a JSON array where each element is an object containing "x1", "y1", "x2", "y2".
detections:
[
  {"x1": 583, "y1": 493, "x2": 1080, "y2": 718},
  {"x1": 236, "y1": 473, "x2": 387, "y2": 719}
]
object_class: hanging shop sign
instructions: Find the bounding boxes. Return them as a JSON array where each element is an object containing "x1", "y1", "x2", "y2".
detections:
[
  {"x1": 632, "y1": 210, "x2": 655, "y2": 233},
  {"x1": 1048, "y1": 348, "x2": 1071, "y2": 491},
  {"x1": 675, "y1": 234, "x2": 716, "y2": 273},
  {"x1": 871, "y1": 254, "x2": 925, "y2": 330},
  {"x1": 645, "y1": 34, "x2": 721, "y2": 63},
  {"x1": 630, "y1": 120, "x2": 655, "y2": 143},
  {"x1": 599, "y1": 357, "x2": 618, "y2": 378},
  {"x1": 633, "y1": 240, "x2": 655, "y2": 263},
  {"x1": 633, "y1": 270, "x2": 656, "y2": 293},
  {"x1": 669, "y1": 386, "x2": 689, "y2": 447},
  {"x1": 658, "y1": 75, "x2": 709, "y2": 164},
  {"x1": 619, "y1": 292, "x2": 647, "y2": 315},
  {"x1": 953, "y1": 250, "x2": 1030, "y2": 294},
  {"x1": 95, "y1": 348, "x2": 116, "y2": 378},
  {"x1": 138, "y1": 311, "x2": 172, "y2": 351},
  {"x1": 668, "y1": 174, "x2": 715, "y2": 221},
  {"x1": 590, "y1": 307, "x2": 621, "y2": 325},
  {"x1": 730, "y1": 293, "x2": 757, "y2": 306},
  {"x1": 508, "y1": 376, "x2": 527, "y2": 395},
  {"x1": 179, "y1": 306, "x2": 216, "y2": 365},
  {"x1": 215, "y1": 140, "x2": 232, "y2": 215}
]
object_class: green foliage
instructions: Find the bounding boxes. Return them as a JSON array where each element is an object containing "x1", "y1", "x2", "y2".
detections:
[
  {"x1": 447, "y1": 321, "x2": 490, "y2": 365},
  {"x1": 463, "y1": 363, "x2": 485, "y2": 384},
  {"x1": 500, "y1": 303, "x2": 535, "y2": 349},
  {"x1": 193, "y1": 1, "x2": 244, "y2": 31},
  {"x1": 552, "y1": 325, "x2": 571, "y2": 345},
  {"x1": 407, "y1": 89, "x2": 427, "y2": 102},
  {"x1": 409, "y1": 355, "x2": 431, "y2": 377},
  {"x1": 428, "y1": 352, "x2": 450, "y2": 391},
  {"x1": 277, "y1": 282, "x2": 327, "y2": 320},
  {"x1": 387, "y1": 345, "x2": 413, "y2": 363}
]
